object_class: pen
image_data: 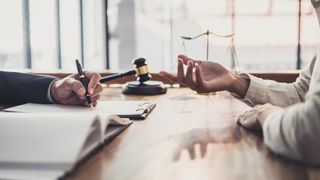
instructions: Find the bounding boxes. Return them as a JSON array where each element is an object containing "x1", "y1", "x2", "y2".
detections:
[{"x1": 75, "y1": 59, "x2": 94, "y2": 109}]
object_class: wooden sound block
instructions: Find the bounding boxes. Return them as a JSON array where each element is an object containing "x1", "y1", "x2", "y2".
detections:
[{"x1": 122, "y1": 81, "x2": 167, "y2": 95}]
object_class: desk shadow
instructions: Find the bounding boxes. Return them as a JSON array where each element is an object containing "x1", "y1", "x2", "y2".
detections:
[{"x1": 170, "y1": 126, "x2": 241, "y2": 161}]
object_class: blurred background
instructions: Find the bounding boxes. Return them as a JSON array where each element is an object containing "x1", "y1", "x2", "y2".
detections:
[{"x1": 0, "y1": 0, "x2": 319, "y2": 72}]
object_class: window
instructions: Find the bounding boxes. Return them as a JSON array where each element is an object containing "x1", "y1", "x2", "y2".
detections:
[
  {"x1": 107, "y1": 0, "x2": 320, "y2": 72},
  {"x1": 29, "y1": 0, "x2": 56, "y2": 70},
  {"x1": 0, "y1": 0, "x2": 106, "y2": 71},
  {"x1": 0, "y1": 0, "x2": 24, "y2": 69},
  {"x1": 1, "y1": 0, "x2": 318, "y2": 72}
]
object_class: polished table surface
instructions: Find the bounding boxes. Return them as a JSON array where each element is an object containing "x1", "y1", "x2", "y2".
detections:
[
  {"x1": 67, "y1": 87, "x2": 320, "y2": 180},
  {"x1": 6, "y1": 87, "x2": 320, "y2": 180}
]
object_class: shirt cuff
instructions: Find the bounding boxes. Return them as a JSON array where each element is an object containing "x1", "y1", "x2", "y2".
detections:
[
  {"x1": 243, "y1": 74, "x2": 268, "y2": 104},
  {"x1": 231, "y1": 73, "x2": 268, "y2": 106},
  {"x1": 47, "y1": 79, "x2": 58, "y2": 104}
]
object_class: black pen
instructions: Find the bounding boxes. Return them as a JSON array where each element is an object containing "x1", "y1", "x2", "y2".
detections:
[{"x1": 75, "y1": 59, "x2": 94, "y2": 109}]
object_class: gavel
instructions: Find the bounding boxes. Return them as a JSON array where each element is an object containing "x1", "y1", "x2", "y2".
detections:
[
  {"x1": 99, "y1": 57, "x2": 151, "y2": 83},
  {"x1": 99, "y1": 57, "x2": 167, "y2": 95}
]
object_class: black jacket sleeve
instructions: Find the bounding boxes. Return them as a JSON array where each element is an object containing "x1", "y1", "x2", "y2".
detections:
[{"x1": 0, "y1": 71, "x2": 57, "y2": 104}]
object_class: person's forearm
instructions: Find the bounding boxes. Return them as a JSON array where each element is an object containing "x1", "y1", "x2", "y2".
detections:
[
  {"x1": 231, "y1": 73, "x2": 307, "y2": 107},
  {"x1": 0, "y1": 71, "x2": 56, "y2": 104},
  {"x1": 236, "y1": 58, "x2": 313, "y2": 107},
  {"x1": 262, "y1": 88, "x2": 320, "y2": 164},
  {"x1": 229, "y1": 75, "x2": 250, "y2": 99}
]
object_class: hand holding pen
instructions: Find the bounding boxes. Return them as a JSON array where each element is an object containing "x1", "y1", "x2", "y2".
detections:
[{"x1": 49, "y1": 60, "x2": 103, "y2": 107}]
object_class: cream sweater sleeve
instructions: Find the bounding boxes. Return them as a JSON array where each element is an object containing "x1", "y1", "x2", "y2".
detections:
[
  {"x1": 241, "y1": 57, "x2": 315, "y2": 107},
  {"x1": 262, "y1": 79, "x2": 320, "y2": 165}
]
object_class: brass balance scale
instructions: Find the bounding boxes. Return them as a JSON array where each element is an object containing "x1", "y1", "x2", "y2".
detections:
[{"x1": 181, "y1": 29, "x2": 240, "y2": 74}]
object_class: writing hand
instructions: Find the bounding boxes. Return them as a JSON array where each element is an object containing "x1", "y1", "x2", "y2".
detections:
[{"x1": 50, "y1": 71, "x2": 103, "y2": 106}]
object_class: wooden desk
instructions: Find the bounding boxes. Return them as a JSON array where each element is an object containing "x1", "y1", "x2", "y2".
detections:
[
  {"x1": 61, "y1": 87, "x2": 320, "y2": 180},
  {"x1": 1, "y1": 87, "x2": 318, "y2": 180}
]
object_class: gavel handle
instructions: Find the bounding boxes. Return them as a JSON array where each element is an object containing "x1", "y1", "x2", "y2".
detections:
[{"x1": 99, "y1": 70, "x2": 136, "y2": 83}]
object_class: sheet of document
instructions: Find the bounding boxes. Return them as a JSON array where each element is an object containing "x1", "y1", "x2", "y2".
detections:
[
  {"x1": 0, "y1": 113, "x2": 97, "y2": 165},
  {"x1": 5, "y1": 100, "x2": 149, "y2": 115}
]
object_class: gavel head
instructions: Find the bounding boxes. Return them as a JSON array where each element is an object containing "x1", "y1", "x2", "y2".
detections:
[{"x1": 133, "y1": 57, "x2": 151, "y2": 83}]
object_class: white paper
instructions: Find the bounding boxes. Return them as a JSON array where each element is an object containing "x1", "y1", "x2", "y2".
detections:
[
  {"x1": 0, "y1": 100, "x2": 139, "y2": 179},
  {"x1": 5, "y1": 100, "x2": 150, "y2": 116},
  {"x1": 0, "y1": 113, "x2": 98, "y2": 167}
]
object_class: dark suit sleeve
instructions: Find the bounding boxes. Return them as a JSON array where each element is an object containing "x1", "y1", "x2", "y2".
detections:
[{"x1": 0, "y1": 71, "x2": 57, "y2": 104}]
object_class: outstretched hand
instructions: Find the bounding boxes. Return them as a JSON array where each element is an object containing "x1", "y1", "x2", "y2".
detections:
[
  {"x1": 160, "y1": 55, "x2": 248, "y2": 96},
  {"x1": 50, "y1": 71, "x2": 104, "y2": 106}
]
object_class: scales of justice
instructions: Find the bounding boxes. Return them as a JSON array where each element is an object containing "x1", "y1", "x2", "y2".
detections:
[{"x1": 181, "y1": 29, "x2": 240, "y2": 75}]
